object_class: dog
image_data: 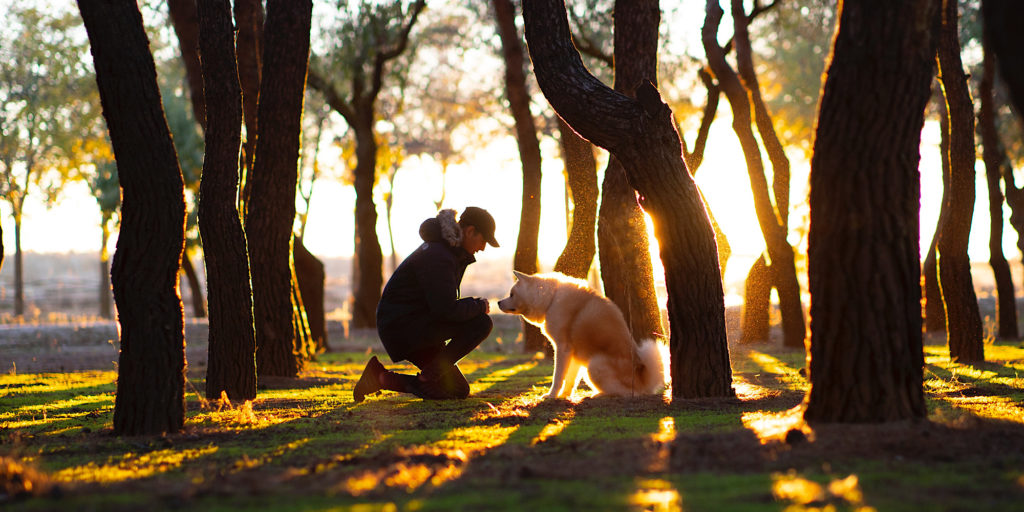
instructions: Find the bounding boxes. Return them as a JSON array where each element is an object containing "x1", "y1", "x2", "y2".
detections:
[{"x1": 497, "y1": 271, "x2": 667, "y2": 399}]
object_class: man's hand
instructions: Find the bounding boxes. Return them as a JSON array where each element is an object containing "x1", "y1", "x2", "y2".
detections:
[{"x1": 479, "y1": 298, "x2": 491, "y2": 314}]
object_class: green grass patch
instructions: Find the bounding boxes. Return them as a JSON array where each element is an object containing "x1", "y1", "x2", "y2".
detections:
[{"x1": 2, "y1": 335, "x2": 1023, "y2": 511}]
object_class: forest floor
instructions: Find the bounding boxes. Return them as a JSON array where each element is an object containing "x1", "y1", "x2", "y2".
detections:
[{"x1": 2, "y1": 312, "x2": 1024, "y2": 511}]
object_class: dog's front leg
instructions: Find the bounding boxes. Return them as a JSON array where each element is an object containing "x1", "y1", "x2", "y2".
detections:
[
  {"x1": 558, "y1": 357, "x2": 584, "y2": 399},
  {"x1": 545, "y1": 344, "x2": 572, "y2": 399}
]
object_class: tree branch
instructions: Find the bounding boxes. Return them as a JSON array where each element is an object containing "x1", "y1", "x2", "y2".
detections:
[
  {"x1": 306, "y1": 68, "x2": 356, "y2": 124},
  {"x1": 370, "y1": 0, "x2": 426, "y2": 102}
]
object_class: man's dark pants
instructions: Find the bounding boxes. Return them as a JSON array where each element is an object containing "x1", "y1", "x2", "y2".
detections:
[{"x1": 379, "y1": 312, "x2": 492, "y2": 398}]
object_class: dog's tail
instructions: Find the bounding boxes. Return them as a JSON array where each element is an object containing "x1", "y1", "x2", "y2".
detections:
[{"x1": 636, "y1": 339, "x2": 669, "y2": 394}]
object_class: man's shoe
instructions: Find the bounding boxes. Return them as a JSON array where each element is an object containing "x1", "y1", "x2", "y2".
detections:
[{"x1": 353, "y1": 356, "x2": 385, "y2": 403}]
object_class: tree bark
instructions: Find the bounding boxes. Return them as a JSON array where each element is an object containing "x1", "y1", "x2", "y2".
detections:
[
  {"x1": 704, "y1": 0, "x2": 805, "y2": 349},
  {"x1": 349, "y1": 109, "x2": 384, "y2": 329},
  {"x1": 245, "y1": 0, "x2": 312, "y2": 377},
  {"x1": 492, "y1": 0, "x2": 548, "y2": 353},
  {"x1": 99, "y1": 221, "x2": 112, "y2": 319},
  {"x1": 740, "y1": 255, "x2": 771, "y2": 343},
  {"x1": 923, "y1": 86, "x2": 950, "y2": 333},
  {"x1": 522, "y1": 0, "x2": 733, "y2": 398},
  {"x1": 197, "y1": 0, "x2": 258, "y2": 401},
  {"x1": 78, "y1": 0, "x2": 187, "y2": 435},
  {"x1": 234, "y1": 0, "x2": 263, "y2": 217},
  {"x1": 981, "y1": 0, "x2": 1024, "y2": 119},
  {"x1": 295, "y1": 236, "x2": 328, "y2": 353},
  {"x1": 553, "y1": 117, "x2": 597, "y2": 280},
  {"x1": 14, "y1": 216, "x2": 23, "y2": 316},
  {"x1": 936, "y1": 0, "x2": 984, "y2": 363},
  {"x1": 168, "y1": 0, "x2": 205, "y2": 129},
  {"x1": 591, "y1": 1, "x2": 664, "y2": 346},
  {"x1": 181, "y1": 251, "x2": 207, "y2": 318},
  {"x1": 979, "y1": 21, "x2": 1018, "y2": 340},
  {"x1": 803, "y1": 0, "x2": 935, "y2": 423}
]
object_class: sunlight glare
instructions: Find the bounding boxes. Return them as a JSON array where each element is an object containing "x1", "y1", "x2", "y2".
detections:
[
  {"x1": 52, "y1": 445, "x2": 218, "y2": 484},
  {"x1": 630, "y1": 478, "x2": 683, "y2": 512},
  {"x1": 741, "y1": 407, "x2": 807, "y2": 444}
]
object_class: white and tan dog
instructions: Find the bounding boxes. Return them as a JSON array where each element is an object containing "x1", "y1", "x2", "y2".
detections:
[{"x1": 497, "y1": 271, "x2": 667, "y2": 399}]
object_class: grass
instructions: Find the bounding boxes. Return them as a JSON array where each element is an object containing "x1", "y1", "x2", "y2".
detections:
[{"x1": 2, "y1": 327, "x2": 1024, "y2": 511}]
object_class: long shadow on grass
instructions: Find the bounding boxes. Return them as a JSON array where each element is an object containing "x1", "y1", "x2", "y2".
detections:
[{"x1": 153, "y1": 355, "x2": 552, "y2": 502}]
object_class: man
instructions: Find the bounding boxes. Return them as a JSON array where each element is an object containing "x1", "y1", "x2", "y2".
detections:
[{"x1": 353, "y1": 206, "x2": 499, "y2": 402}]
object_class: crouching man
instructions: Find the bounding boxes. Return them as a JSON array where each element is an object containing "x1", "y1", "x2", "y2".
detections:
[{"x1": 353, "y1": 207, "x2": 499, "y2": 402}]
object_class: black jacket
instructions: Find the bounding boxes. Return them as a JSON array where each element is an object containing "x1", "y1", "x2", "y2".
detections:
[{"x1": 375, "y1": 214, "x2": 486, "y2": 360}]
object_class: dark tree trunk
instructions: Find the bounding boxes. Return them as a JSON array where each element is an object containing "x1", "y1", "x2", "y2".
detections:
[
  {"x1": 922, "y1": 241, "x2": 946, "y2": 331},
  {"x1": 594, "y1": 1, "x2": 664, "y2": 345},
  {"x1": 924, "y1": 86, "x2": 950, "y2": 332},
  {"x1": 493, "y1": 0, "x2": 548, "y2": 353},
  {"x1": 181, "y1": 251, "x2": 207, "y2": 318},
  {"x1": 598, "y1": 157, "x2": 664, "y2": 344},
  {"x1": 294, "y1": 237, "x2": 328, "y2": 353},
  {"x1": 14, "y1": 217, "x2": 23, "y2": 316},
  {"x1": 980, "y1": 22, "x2": 1018, "y2": 340},
  {"x1": 290, "y1": 259, "x2": 315, "y2": 361},
  {"x1": 78, "y1": 0, "x2": 187, "y2": 435},
  {"x1": 936, "y1": 0, "x2": 984, "y2": 363},
  {"x1": 349, "y1": 110, "x2": 384, "y2": 330},
  {"x1": 99, "y1": 222, "x2": 113, "y2": 320},
  {"x1": 245, "y1": 0, "x2": 312, "y2": 377},
  {"x1": 197, "y1": 0, "x2": 257, "y2": 401},
  {"x1": 234, "y1": 0, "x2": 263, "y2": 216},
  {"x1": 740, "y1": 255, "x2": 771, "y2": 343},
  {"x1": 803, "y1": 0, "x2": 935, "y2": 423},
  {"x1": 522, "y1": 0, "x2": 733, "y2": 399},
  {"x1": 704, "y1": 0, "x2": 805, "y2": 349},
  {"x1": 168, "y1": 0, "x2": 205, "y2": 129},
  {"x1": 982, "y1": 0, "x2": 1024, "y2": 118},
  {"x1": 553, "y1": 117, "x2": 598, "y2": 280}
]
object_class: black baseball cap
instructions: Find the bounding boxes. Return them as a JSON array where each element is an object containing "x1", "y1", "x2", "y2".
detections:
[{"x1": 459, "y1": 206, "x2": 499, "y2": 247}]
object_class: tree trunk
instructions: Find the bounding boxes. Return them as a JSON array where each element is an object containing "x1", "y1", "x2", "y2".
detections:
[
  {"x1": 982, "y1": 0, "x2": 1024, "y2": 118},
  {"x1": 553, "y1": 117, "x2": 597, "y2": 280},
  {"x1": 924, "y1": 86, "x2": 950, "y2": 332},
  {"x1": 168, "y1": 0, "x2": 205, "y2": 129},
  {"x1": 78, "y1": 0, "x2": 188, "y2": 435},
  {"x1": 234, "y1": 0, "x2": 263, "y2": 217},
  {"x1": 492, "y1": 0, "x2": 547, "y2": 353},
  {"x1": 181, "y1": 250, "x2": 207, "y2": 318},
  {"x1": 14, "y1": 215, "x2": 24, "y2": 316},
  {"x1": 290, "y1": 255, "x2": 315, "y2": 361},
  {"x1": 522, "y1": 0, "x2": 733, "y2": 399},
  {"x1": 936, "y1": 0, "x2": 984, "y2": 363},
  {"x1": 923, "y1": 239, "x2": 946, "y2": 331},
  {"x1": 740, "y1": 255, "x2": 770, "y2": 343},
  {"x1": 731, "y1": 0, "x2": 801, "y2": 348},
  {"x1": 349, "y1": 112, "x2": 384, "y2": 329},
  {"x1": 197, "y1": 0, "x2": 257, "y2": 401},
  {"x1": 593, "y1": 1, "x2": 665, "y2": 345},
  {"x1": 245, "y1": 0, "x2": 312, "y2": 377},
  {"x1": 803, "y1": 0, "x2": 935, "y2": 423},
  {"x1": 99, "y1": 221, "x2": 112, "y2": 320},
  {"x1": 704, "y1": 0, "x2": 805, "y2": 349},
  {"x1": 294, "y1": 237, "x2": 328, "y2": 353},
  {"x1": 979, "y1": 21, "x2": 1018, "y2": 340}
]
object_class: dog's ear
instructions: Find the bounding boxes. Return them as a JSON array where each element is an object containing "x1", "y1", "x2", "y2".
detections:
[{"x1": 513, "y1": 270, "x2": 528, "y2": 281}]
